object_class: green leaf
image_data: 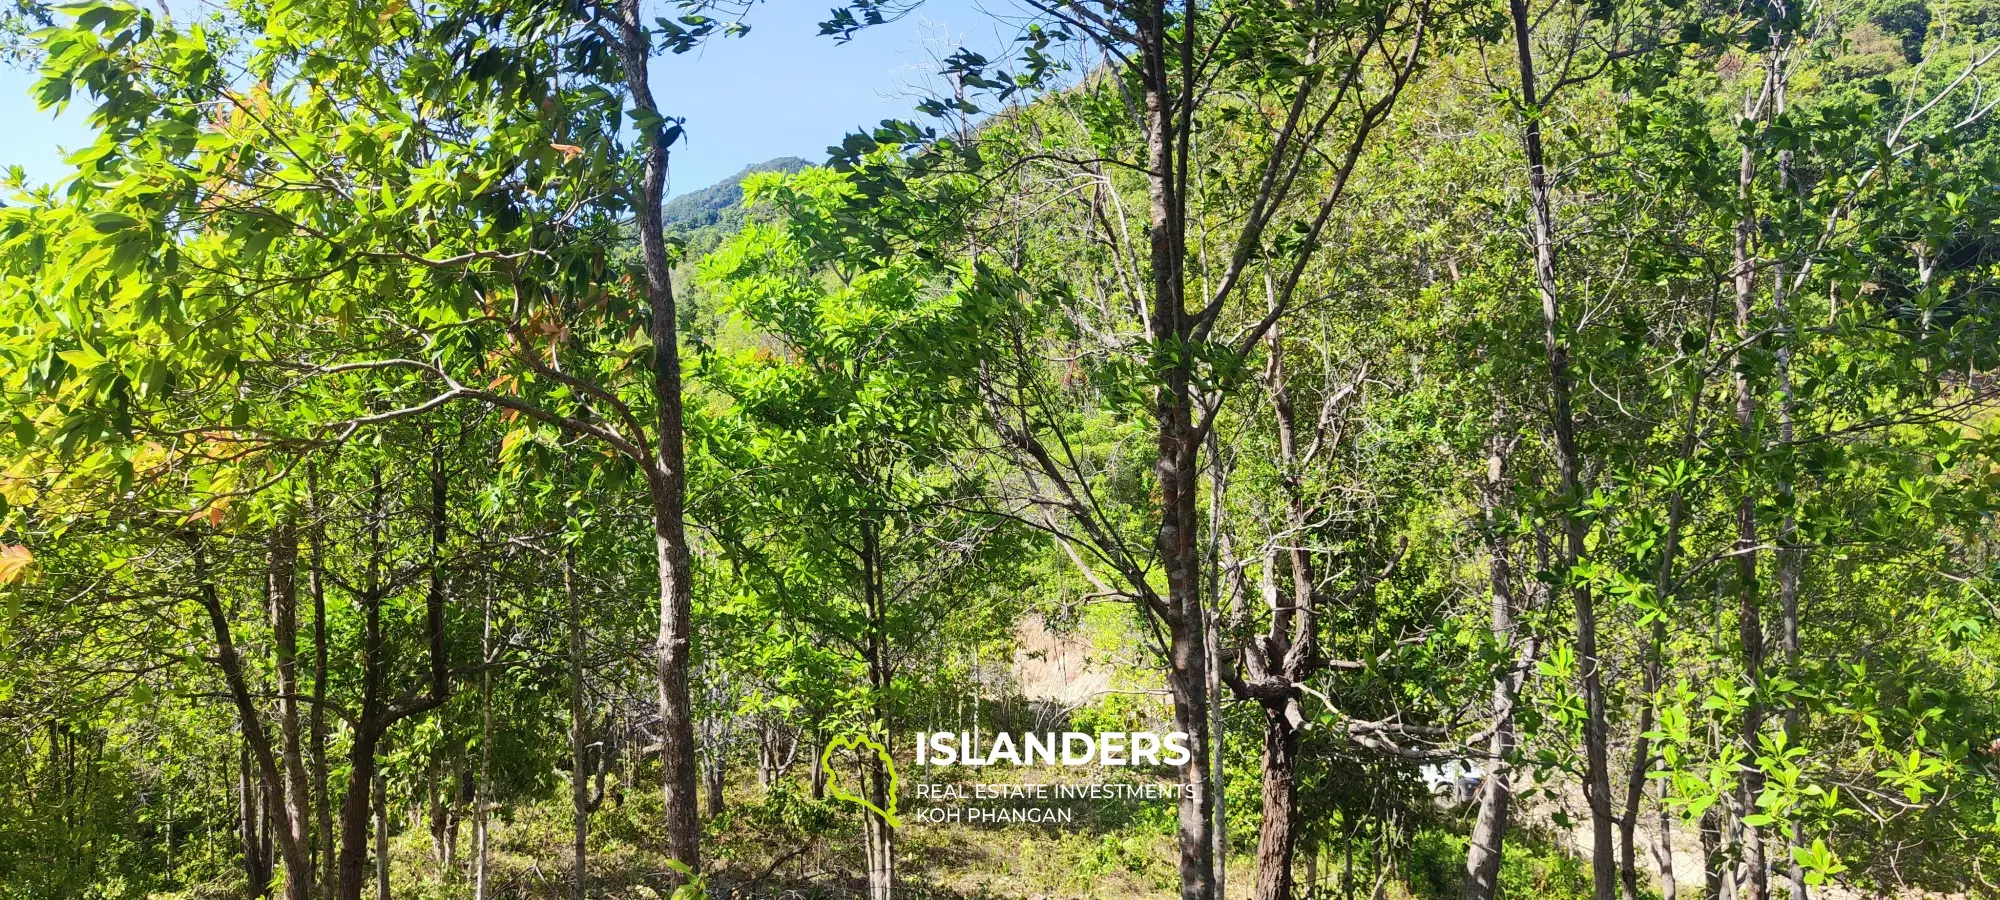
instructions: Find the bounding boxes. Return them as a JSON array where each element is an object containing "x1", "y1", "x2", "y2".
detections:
[
  {"x1": 88, "y1": 212, "x2": 140, "y2": 234},
  {"x1": 59, "y1": 344, "x2": 106, "y2": 371}
]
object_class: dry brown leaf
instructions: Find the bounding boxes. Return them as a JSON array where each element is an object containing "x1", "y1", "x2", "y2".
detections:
[{"x1": 0, "y1": 545, "x2": 34, "y2": 586}]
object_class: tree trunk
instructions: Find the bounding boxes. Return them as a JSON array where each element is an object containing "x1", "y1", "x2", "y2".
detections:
[
  {"x1": 648, "y1": 510, "x2": 700, "y2": 879},
  {"x1": 606, "y1": 0, "x2": 703, "y2": 875},
  {"x1": 334, "y1": 480, "x2": 390, "y2": 900},
  {"x1": 241, "y1": 740, "x2": 272, "y2": 899},
  {"x1": 1506, "y1": 5, "x2": 1614, "y2": 896},
  {"x1": 704, "y1": 755, "x2": 726, "y2": 819},
  {"x1": 1729, "y1": 57, "x2": 1778, "y2": 900},
  {"x1": 1700, "y1": 806, "x2": 1724, "y2": 900},
  {"x1": 1252, "y1": 712, "x2": 1299, "y2": 900},
  {"x1": 334, "y1": 730, "x2": 381, "y2": 900},
  {"x1": 373, "y1": 769, "x2": 389, "y2": 900},
  {"x1": 1463, "y1": 440, "x2": 1520, "y2": 900},
  {"x1": 444, "y1": 756, "x2": 462, "y2": 876},
  {"x1": 1770, "y1": 48, "x2": 1808, "y2": 900},
  {"x1": 261, "y1": 773, "x2": 278, "y2": 896},
  {"x1": 194, "y1": 533, "x2": 310, "y2": 900},
  {"x1": 334, "y1": 463, "x2": 452, "y2": 900},
  {"x1": 475, "y1": 579, "x2": 492, "y2": 900},
  {"x1": 566, "y1": 550, "x2": 590, "y2": 900},
  {"x1": 1342, "y1": 827, "x2": 1354, "y2": 900},
  {"x1": 427, "y1": 761, "x2": 444, "y2": 872},
  {"x1": 306, "y1": 464, "x2": 335, "y2": 896},
  {"x1": 1130, "y1": 3, "x2": 1216, "y2": 896},
  {"x1": 266, "y1": 521, "x2": 316, "y2": 900},
  {"x1": 860, "y1": 520, "x2": 897, "y2": 900},
  {"x1": 758, "y1": 719, "x2": 777, "y2": 790},
  {"x1": 1169, "y1": 614, "x2": 1217, "y2": 900},
  {"x1": 1237, "y1": 309, "x2": 1375, "y2": 900},
  {"x1": 1654, "y1": 776, "x2": 1678, "y2": 900},
  {"x1": 865, "y1": 754, "x2": 896, "y2": 900},
  {"x1": 809, "y1": 734, "x2": 827, "y2": 801},
  {"x1": 1208, "y1": 608, "x2": 1228, "y2": 899}
]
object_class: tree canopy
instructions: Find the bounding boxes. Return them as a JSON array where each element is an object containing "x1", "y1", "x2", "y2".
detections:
[{"x1": 2, "y1": 0, "x2": 1999, "y2": 899}]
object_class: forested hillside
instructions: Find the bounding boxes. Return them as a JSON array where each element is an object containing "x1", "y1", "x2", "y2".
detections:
[
  {"x1": 1, "y1": 0, "x2": 1998, "y2": 899},
  {"x1": 659, "y1": 157, "x2": 809, "y2": 231}
]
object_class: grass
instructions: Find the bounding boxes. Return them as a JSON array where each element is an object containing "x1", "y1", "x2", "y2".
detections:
[{"x1": 167, "y1": 770, "x2": 1612, "y2": 900}]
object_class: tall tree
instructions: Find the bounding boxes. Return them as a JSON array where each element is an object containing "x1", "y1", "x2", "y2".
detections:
[
  {"x1": 823, "y1": 2, "x2": 1440, "y2": 894},
  {"x1": 699, "y1": 168, "x2": 1025, "y2": 899}
]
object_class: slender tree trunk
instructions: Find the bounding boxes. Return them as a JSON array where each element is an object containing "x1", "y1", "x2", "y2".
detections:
[
  {"x1": 267, "y1": 521, "x2": 316, "y2": 900},
  {"x1": 1342, "y1": 827, "x2": 1353, "y2": 900},
  {"x1": 427, "y1": 760, "x2": 444, "y2": 872},
  {"x1": 1730, "y1": 56, "x2": 1779, "y2": 900},
  {"x1": 1700, "y1": 806, "x2": 1724, "y2": 900},
  {"x1": 336, "y1": 728, "x2": 382, "y2": 900},
  {"x1": 1243, "y1": 425, "x2": 1306, "y2": 900},
  {"x1": 306, "y1": 465, "x2": 335, "y2": 896},
  {"x1": 445, "y1": 759, "x2": 463, "y2": 874},
  {"x1": 566, "y1": 550, "x2": 590, "y2": 900},
  {"x1": 1238, "y1": 311, "x2": 1375, "y2": 900},
  {"x1": 1207, "y1": 588, "x2": 1228, "y2": 898},
  {"x1": 262, "y1": 775, "x2": 278, "y2": 895},
  {"x1": 334, "y1": 479, "x2": 389, "y2": 900},
  {"x1": 335, "y1": 708, "x2": 385, "y2": 897},
  {"x1": 1463, "y1": 441, "x2": 1519, "y2": 900},
  {"x1": 860, "y1": 522, "x2": 896, "y2": 900},
  {"x1": 702, "y1": 665, "x2": 727, "y2": 819},
  {"x1": 757, "y1": 720, "x2": 773, "y2": 789},
  {"x1": 609, "y1": 1, "x2": 701, "y2": 881},
  {"x1": 373, "y1": 769, "x2": 389, "y2": 900},
  {"x1": 1507, "y1": 4, "x2": 1614, "y2": 896},
  {"x1": 1776, "y1": 321, "x2": 1807, "y2": 900},
  {"x1": 648, "y1": 499, "x2": 699, "y2": 873},
  {"x1": 810, "y1": 730, "x2": 827, "y2": 801},
  {"x1": 1132, "y1": 3, "x2": 1215, "y2": 895},
  {"x1": 1654, "y1": 775, "x2": 1678, "y2": 900},
  {"x1": 241, "y1": 741, "x2": 272, "y2": 899},
  {"x1": 1770, "y1": 50, "x2": 1808, "y2": 900},
  {"x1": 475, "y1": 578, "x2": 492, "y2": 900},
  {"x1": 455, "y1": 761, "x2": 468, "y2": 869},
  {"x1": 1619, "y1": 620, "x2": 1666, "y2": 900},
  {"x1": 865, "y1": 755, "x2": 896, "y2": 900},
  {"x1": 1205, "y1": 429, "x2": 1229, "y2": 897},
  {"x1": 194, "y1": 532, "x2": 311, "y2": 900},
  {"x1": 704, "y1": 752, "x2": 726, "y2": 818}
]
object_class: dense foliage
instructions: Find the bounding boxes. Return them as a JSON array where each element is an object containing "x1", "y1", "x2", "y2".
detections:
[{"x1": 1, "y1": 0, "x2": 1998, "y2": 898}]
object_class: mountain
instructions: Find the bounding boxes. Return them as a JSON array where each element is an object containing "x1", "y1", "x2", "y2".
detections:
[{"x1": 660, "y1": 156, "x2": 812, "y2": 231}]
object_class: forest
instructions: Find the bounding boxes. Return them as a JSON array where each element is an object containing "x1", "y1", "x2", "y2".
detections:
[{"x1": 1, "y1": 0, "x2": 1998, "y2": 898}]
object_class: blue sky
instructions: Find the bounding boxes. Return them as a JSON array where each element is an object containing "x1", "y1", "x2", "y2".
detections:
[{"x1": 0, "y1": 0, "x2": 1007, "y2": 197}]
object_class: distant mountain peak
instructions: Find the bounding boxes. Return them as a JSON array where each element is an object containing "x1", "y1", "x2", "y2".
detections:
[{"x1": 662, "y1": 157, "x2": 812, "y2": 230}]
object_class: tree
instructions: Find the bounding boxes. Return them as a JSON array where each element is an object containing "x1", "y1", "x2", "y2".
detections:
[
  {"x1": 0, "y1": 0, "x2": 763, "y2": 890},
  {"x1": 698, "y1": 168, "x2": 1025, "y2": 899}
]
